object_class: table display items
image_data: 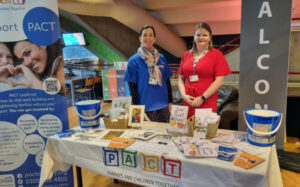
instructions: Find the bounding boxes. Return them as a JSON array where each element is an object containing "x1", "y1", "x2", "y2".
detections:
[
  {"x1": 75, "y1": 100, "x2": 102, "y2": 128},
  {"x1": 111, "y1": 96, "x2": 132, "y2": 114},
  {"x1": 244, "y1": 109, "x2": 282, "y2": 147},
  {"x1": 167, "y1": 105, "x2": 191, "y2": 136},
  {"x1": 234, "y1": 152, "x2": 265, "y2": 169},
  {"x1": 101, "y1": 130, "x2": 125, "y2": 140},
  {"x1": 108, "y1": 137, "x2": 136, "y2": 149},
  {"x1": 128, "y1": 105, "x2": 145, "y2": 128},
  {"x1": 194, "y1": 108, "x2": 220, "y2": 139},
  {"x1": 103, "y1": 99, "x2": 129, "y2": 129},
  {"x1": 217, "y1": 146, "x2": 238, "y2": 161},
  {"x1": 131, "y1": 131, "x2": 158, "y2": 141}
]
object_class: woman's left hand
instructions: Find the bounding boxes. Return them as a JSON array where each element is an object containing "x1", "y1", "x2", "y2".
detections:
[
  {"x1": 191, "y1": 96, "x2": 203, "y2": 107},
  {"x1": 12, "y1": 64, "x2": 42, "y2": 89}
]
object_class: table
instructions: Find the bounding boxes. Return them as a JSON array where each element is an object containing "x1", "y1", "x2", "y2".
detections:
[
  {"x1": 65, "y1": 76, "x2": 85, "y2": 105},
  {"x1": 39, "y1": 122, "x2": 283, "y2": 187}
]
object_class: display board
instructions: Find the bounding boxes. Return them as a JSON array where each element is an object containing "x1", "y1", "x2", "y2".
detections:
[
  {"x1": 102, "y1": 69, "x2": 130, "y2": 100},
  {"x1": 0, "y1": 1, "x2": 73, "y2": 187},
  {"x1": 238, "y1": 0, "x2": 292, "y2": 147}
]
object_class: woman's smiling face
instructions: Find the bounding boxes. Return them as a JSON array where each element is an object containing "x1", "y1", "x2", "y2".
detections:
[
  {"x1": 194, "y1": 27, "x2": 211, "y2": 50},
  {"x1": 14, "y1": 41, "x2": 47, "y2": 74},
  {"x1": 0, "y1": 43, "x2": 13, "y2": 66},
  {"x1": 140, "y1": 28, "x2": 156, "y2": 51}
]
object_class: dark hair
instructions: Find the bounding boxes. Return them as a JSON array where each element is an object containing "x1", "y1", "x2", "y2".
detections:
[
  {"x1": 0, "y1": 42, "x2": 18, "y2": 64},
  {"x1": 42, "y1": 39, "x2": 62, "y2": 79},
  {"x1": 13, "y1": 39, "x2": 62, "y2": 79},
  {"x1": 139, "y1": 25, "x2": 156, "y2": 37},
  {"x1": 191, "y1": 22, "x2": 213, "y2": 54}
]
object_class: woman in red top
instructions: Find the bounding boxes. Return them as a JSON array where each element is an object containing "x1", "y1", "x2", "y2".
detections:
[{"x1": 178, "y1": 23, "x2": 231, "y2": 118}]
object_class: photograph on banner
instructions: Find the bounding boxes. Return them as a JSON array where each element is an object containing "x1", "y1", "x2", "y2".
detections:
[{"x1": 0, "y1": 40, "x2": 65, "y2": 95}]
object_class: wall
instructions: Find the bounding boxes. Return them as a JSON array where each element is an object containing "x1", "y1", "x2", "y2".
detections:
[
  {"x1": 78, "y1": 16, "x2": 140, "y2": 59},
  {"x1": 223, "y1": 31, "x2": 300, "y2": 96}
]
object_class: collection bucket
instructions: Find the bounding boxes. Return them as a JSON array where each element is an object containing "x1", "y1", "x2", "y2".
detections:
[
  {"x1": 75, "y1": 100, "x2": 102, "y2": 128},
  {"x1": 244, "y1": 109, "x2": 282, "y2": 147}
]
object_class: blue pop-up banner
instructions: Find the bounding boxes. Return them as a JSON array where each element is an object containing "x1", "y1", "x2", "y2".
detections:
[{"x1": 0, "y1": 1, "x2": 73, "y2": 187}]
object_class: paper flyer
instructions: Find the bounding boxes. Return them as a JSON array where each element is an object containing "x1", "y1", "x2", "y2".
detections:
[{"x1": 0, "y1": 1, "x2": 73, "y2": 187}]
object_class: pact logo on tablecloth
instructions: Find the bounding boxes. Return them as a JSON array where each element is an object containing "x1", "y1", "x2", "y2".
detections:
[{"x1": 102, "y1": 148, "x2": 182, "y2": 179}]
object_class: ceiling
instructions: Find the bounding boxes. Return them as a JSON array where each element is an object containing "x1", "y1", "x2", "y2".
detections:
[{"x1": 58, "y1": 0, "x2": 300, "y2": 57}]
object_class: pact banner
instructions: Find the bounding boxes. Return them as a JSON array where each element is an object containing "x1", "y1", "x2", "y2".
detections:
[{"x1": 0, "y1": 1, "x2": 74, "y2": 187}]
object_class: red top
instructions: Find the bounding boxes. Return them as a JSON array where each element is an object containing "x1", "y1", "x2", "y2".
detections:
[{"x1": 178, "y1": 48, "x2": 231, "y2": 117}]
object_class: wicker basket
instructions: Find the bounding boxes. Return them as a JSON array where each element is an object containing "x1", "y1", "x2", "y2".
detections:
[{"x1": 103, "y1": 116, "x2": 128, "y2": 129}]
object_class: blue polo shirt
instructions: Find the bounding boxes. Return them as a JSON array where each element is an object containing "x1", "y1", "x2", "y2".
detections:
[{"x1": 124, "y1": 53, "x2": 173, "y2": 112}]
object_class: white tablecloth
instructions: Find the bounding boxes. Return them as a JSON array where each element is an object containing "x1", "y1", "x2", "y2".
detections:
[{"x1": 39, "y1": 121, "x2": 283, "y2": 187}]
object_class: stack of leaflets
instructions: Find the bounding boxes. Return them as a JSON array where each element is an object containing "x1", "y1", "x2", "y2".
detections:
[
  {"x1": 131, "y1": 131, "x2": 158, "y2": 141},
  {"x1": 172, "y1": 137, "x2": 198, "y2": 152},
  {"x1": 194, "y1": 108, "x2": 219, "y2": 139},
  {"x1": 217, "y1": 146, "x2": 238, "y2": 161},
  {"x1": 212, "y1": 133, "x2": 235, "y2": 145},
  {"x1": 182, "y1": 140, "x2": 219, "y2": 158},
  {"x1": 167, "y1": 105, "x2": 189, "y2": 135},
  {"x1": 173, "y1": 137, "x2": 218, "y2": 157},
  {"x1": 234, "y1": 152, "x2": 265, "y2": 169},
  {"x1": 108, "y1": 137, "x2": 136, "y2": 149}
]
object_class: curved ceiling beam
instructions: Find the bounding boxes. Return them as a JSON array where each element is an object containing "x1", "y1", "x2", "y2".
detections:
[{"x1": 58, "y1": 0, "x2": 187, "y2": 57}]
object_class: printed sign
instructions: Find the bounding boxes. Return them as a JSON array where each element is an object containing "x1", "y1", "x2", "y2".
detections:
[
  {"x1": 0, "y1": 1, "x2": 73, "y2": 187},
  {"x1": 239, "y1": 0, "x2": 292, "y2": 147},
  {"x1": 102, "y1": 69, "x2": 130, "y2": 100}
]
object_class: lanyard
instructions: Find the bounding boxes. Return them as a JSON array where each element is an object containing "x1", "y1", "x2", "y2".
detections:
[
  {"x1": 193, "y1": 55, "x2": 198, "y2": 74},
  {"x1": 193, "y1": 49, "x2": 208, "y2": 74}
]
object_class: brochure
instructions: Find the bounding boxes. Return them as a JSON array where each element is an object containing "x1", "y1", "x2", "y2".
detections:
[
  {"x1": 234, "y1": 152, "x2": 265, "y2": 169},
  {"x1": 168, "y1": 105, "x2": 189, "y2": 133},
  {"x1": 102, "y1": 130, "x2": 124, "y2": 140},
  {"x1": 108, "y1": 137, "x2": 136, "y2": 149},
  {"x1": 217, "y1": 146, "x2": 238, "y2": 161},
  {"x1": 182, "y1": 140, "x2": 219, "y2": 158}
]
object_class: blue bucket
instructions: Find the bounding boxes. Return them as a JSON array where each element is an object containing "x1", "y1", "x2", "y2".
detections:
[
  {"x1": 244, "y1": 109, "x2": 282, "y2": 147},
  {"x1": 75, "y1": 100, "x2": 102, "y2": 128}
]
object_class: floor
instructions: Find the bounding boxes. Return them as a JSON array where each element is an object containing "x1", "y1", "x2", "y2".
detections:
[{"x1": 68, "y1": 105, "x2": 300, "y2": 187}]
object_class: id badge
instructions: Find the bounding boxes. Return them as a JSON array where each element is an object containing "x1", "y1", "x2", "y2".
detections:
[
  {"x1": 190, "y1": 75, "x2": 199, "y2": 82},
  {"x1": 149, "y1": 78, "x2": 158, "y2": 85}
]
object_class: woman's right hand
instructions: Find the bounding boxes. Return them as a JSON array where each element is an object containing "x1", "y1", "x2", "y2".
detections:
[
  {"x1": 0, "y1": 64, "x2": 15, "y2": 86},
  {"x1": 182, "y1": 94, "x2": 195, "y2": 105},
  {"x1": 12, "y1": 64, "x2": 42, "y2": 89}
]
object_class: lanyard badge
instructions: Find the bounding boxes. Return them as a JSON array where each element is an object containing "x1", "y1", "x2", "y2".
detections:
[{"x1": 190, "y1": 54, "x2": 199, "y2": 82}]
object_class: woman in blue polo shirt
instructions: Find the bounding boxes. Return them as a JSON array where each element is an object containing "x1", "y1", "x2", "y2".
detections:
[{"x1": 124, "y1": 25, "x2": 173, "y2": 122}]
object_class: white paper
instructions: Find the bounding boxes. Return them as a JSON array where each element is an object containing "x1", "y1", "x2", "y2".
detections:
[{"x1": 233, "y1": 142, "x2": 266, "y2": 155}]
